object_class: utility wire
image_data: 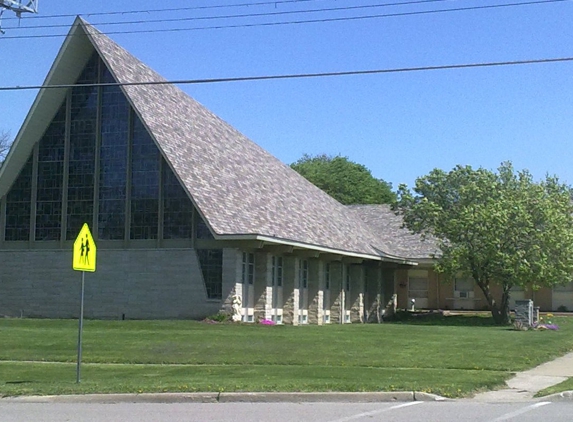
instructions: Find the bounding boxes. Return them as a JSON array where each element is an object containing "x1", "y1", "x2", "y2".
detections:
[
  {"x1": 0, "y1": 0, "x2": 567, "y2": 39},
  {"x1": 0, "y1": 56, "x2": 571, "y2": 92},
  {"x1": 1, "y1": 0, "x2": 455, "y2": 30},
  {"x1": 0, "y1": 0, "x2": 343, "y2": 21}
]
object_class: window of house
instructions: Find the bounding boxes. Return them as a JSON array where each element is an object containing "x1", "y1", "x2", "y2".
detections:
[
  {"x1": 455, "y1": 278, "x2": 475, "y2": 298},
  {"x1": 197, "y1": 249, "x2": 223, "y2": 300},
  {"x1": 408, "y1": 270, "x2": 429, "y2": 299},
  {"x1": 299, "y1": 259, "x2": 308, "y2": 289},
  {"x1": 272, "y1": 256, "x2": 283, "y2": 287},
  {"x1": 242, "y1": 252, "x2": 254, "y2": 285},
  {"x1": 325, "y1": 263, "x2": 330, "y2": 290}
]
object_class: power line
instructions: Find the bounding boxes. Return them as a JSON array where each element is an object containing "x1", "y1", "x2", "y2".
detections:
[
  {"x1": 0, "y1": 0, "x2": 342, "y2": 21},
  {"x1": 1, "y1": 56, "x2": 571, "y2": 92},
  {"x1": 1, "y1": 0, "x2": 455, "y2": 30},
  {"x1": 0, "y1": 0, "x2": 567, "y2": 39}
]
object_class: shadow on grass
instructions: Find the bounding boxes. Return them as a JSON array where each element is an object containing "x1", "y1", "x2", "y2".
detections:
[{"x1": 387, "y1": 311, "x2": 498, "y2": 327}]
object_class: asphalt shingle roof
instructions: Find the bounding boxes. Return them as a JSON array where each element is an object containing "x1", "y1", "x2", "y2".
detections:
[
  {"x1": 349, "y1": 204, "x2": 440, "y2": 260},
  {"x1": 80, "y1": 19, "x2": 403, "y2": 259}
]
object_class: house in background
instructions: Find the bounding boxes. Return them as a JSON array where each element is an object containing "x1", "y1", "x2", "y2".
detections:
[
  {"x1": 352, "y1": 204, "x2": 572, "y2": 312},
  {"x1": 0, "y1": 18, "x2": 418, "y2": 324}
]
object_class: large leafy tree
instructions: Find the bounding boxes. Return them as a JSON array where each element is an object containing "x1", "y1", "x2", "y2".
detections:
[
  {"x1": 291, "y1": 154, "x2": 395, "y2": 204},
  {"x1": 395, "y1": 162, "x2": 573, "y2": 325}
]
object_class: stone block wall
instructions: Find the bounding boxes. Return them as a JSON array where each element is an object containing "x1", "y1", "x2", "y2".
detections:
[{"x1": 0, "y1": 248, "x2": 232, "y2": 319}]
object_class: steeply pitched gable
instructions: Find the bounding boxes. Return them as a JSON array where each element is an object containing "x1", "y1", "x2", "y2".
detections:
[{"x1": 2, "y1": 17, "x2": 412, "y2": 262}]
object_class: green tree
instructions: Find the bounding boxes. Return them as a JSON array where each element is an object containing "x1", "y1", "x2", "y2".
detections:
[
  {"x1": 291, "y1": 154, "x2": 395, "y2": 204},
  {"x1": 395, "y1": 162, "x2": 573, "y2": 325}
]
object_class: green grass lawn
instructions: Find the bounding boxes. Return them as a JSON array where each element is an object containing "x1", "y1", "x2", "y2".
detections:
[
  {"x1": 537, "y1": 378, "x2": 573, "y2": 397},
  {"x1": 1, "y1": 314, "x2": 572, "y2": 398}
]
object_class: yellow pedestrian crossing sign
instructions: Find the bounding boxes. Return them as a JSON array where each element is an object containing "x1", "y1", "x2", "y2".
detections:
[{"x1": 73, "y1": 223, "x2": 97, "y2": 272}]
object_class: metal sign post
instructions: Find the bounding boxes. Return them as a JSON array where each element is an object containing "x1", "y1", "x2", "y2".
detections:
[
  {"x1": 72, "y1": 223, "x2": 97, "y2": 384},
  {"x1": 77, "y1": 271, "x2": 85, "y2": 383}
]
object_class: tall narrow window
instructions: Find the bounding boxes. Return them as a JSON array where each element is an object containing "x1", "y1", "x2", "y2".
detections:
[
  {"x1": 325, "y1": 263, "x2": 331, "y2": 290},
  {"x1": 299, "y1": 259, "x2": 308, "y2": 289},
  {"x1": 67, "y1": 53, "x2": 98, "y2": 239},
  {"x1": 98, "y1": 65, "x2": 129, "y2": 240},
  {"x1": 35, "y1": 103, "x2": 66, "y2": 241},
  {"x1": 196, "y1": 213, "x2": 214, "y2": 239},
  {"x1": 273, "y1": 256, "x2": 283, "y2": 287},
  {"x1": 5, "y1": 156, "x2": 33, "y2": 241},
  {"x1": 162, "y1": 159, "x2": 193, "y2": 239},
  {"x1": 130, "y1": 116, "x2": 159, "y2": 239},
  {"x1": 242, "y1": 252, "x2": 255, "y2": 285}
]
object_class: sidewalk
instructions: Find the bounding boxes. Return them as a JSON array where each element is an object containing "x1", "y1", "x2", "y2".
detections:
[{"x1": 471, "y1": 352, "x2": 573, "y2": 402}]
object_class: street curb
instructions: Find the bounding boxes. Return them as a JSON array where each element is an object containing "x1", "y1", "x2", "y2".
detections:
[
  {"x1": 1, "y1": 391, "x2": 448, "y2": 404},
  {"x1": 537, "y1": 391, "x2": 573, "y2": 402}
]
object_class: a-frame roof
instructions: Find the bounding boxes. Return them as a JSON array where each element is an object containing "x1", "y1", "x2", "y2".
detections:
[{"x1": 1, "y1": 17, "x2": 412, "y2": 263}]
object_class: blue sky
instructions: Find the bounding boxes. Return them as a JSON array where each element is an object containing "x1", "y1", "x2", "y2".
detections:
[{"x1": 1, "y1": 0, "x2": 572, "y2": 189}]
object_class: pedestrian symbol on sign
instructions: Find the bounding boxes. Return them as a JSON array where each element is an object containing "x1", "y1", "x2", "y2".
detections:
[{"x1": 73, "y1": 224, "x2": 97, "y2": 272}]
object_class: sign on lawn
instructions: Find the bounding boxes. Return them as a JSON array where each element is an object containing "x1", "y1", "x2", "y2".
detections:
[{"x1": 73, "y1": 223, "x2": 97, "y2": 272}]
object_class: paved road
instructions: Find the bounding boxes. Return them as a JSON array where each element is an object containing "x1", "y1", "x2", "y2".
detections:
[{"x1": 1, "y1": 401, "x2": 572, "y2": 422}]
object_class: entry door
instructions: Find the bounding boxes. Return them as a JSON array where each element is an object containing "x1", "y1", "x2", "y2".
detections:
[
  {"x1": 271, "y1": 256, "x2": 283, "y2": 324},
  {"x1": 242, "y1": 252, "x2": 255, "y2": 322},
  {"x1": 298, "y1": 259, "x2": 309, "y2": 324},
  {"x1": 323, "y1": 263, "x2": 331, "y2": 324},
  {"x1": 408, "y1": 270, "x2": 429, "y2": 309}
]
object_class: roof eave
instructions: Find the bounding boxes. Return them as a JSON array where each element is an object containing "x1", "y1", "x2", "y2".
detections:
[{"x1": 215, "y1": 233, "x2": 417, "y2": 265}]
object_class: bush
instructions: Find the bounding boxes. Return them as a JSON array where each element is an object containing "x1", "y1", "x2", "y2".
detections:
[{"x1": 204, "y1": 312, "x2": 231, "y2": 323}]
